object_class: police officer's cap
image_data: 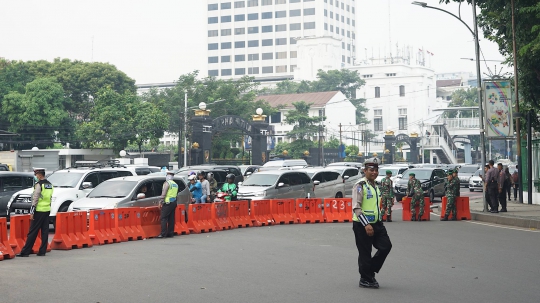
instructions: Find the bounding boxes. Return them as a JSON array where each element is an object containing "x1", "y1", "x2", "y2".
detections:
[
  {"x1": 409, "y1": 172, "x2": 415, "y2": 177},
  {"x1": 166, "y1": 170, "x2": 175, "y2": 175},
  {"x1": 385, "y1": 170, "x2": 392, "y2": 175},
  {"x1": 33, "y1": 167, "x2": 46, "y2": 174},
  {"x1": 363, "y1": 157, "x2": 379, "y2": 168}
]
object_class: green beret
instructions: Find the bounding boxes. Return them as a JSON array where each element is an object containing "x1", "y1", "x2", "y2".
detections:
[
  {"x1": 386, "y1": 170, "x2": 392, "y2": 175},
  {"x1": 409, "y1": 172, "x2": 415, "y2": 177},
  {"x1": 447, "y1": 170, "x2": 453, "y2": 176}
]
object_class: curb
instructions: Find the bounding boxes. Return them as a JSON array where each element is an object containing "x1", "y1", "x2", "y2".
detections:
[{"x1": 470, "y1": 211, "x2": 540, "y2": 229}]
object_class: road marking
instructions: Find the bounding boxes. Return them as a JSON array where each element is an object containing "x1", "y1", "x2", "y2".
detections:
[{"x1": 465, "y1": 221, "x2": 539, "y2": 232}]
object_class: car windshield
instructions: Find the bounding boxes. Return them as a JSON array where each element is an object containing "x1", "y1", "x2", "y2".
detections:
[
  {"x1": 460, "y1": 166, "x2": 478, "y2": 173},
  {"x1": 262, "y1": 161, "x2": 282, "y2": 167},
  {"x1": 88, "y1": 181, "x2": 137, "y2": 198},
  {"x1": 241, "y1": 174, "x2": 279, "y2": 186},
  {"x1": 407, "y1": 170, "x2": 432, "y2": 180},
  {"x1": 474, "y1": 169, "x2": 482, "y2": 176},
  {"x1": 47, "y1": 172, "x2": 85, "y2": 188},
  {"x1": 378, "y1": 168, "x2": 399, "y2": 176}
]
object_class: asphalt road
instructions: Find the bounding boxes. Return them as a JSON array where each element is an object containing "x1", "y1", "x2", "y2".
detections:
[{"x1": 1, "y1": 210, "x2": 538, "y2": 303}]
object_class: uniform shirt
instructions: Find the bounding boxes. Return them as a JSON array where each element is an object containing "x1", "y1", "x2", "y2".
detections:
[
  {"x1": 159, "y1": 181, "x2": 170, "y2": 201},
  {"x1": 485, "y1": 167, "x2": 499, "y2": 187},
  {"x1": 498, "y1": 169, "x2": 506, "y2": 190},
  {"x1": 407, "y1": 178, "x2": 423, "y2": 197},
  {"x1": 351, "y1": 180, "x2": 375, "y2": 227},
  {"x1": 380, "y1": 177, "x2": 394, "y2": 198},
  {"x1": 32, "y1": 182, "x2": 42, "y2": 206}
]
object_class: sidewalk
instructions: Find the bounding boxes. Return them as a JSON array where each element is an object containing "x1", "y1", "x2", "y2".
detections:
[{"x1": 434, "y1": 195, "x2": 540, "y2": 229}]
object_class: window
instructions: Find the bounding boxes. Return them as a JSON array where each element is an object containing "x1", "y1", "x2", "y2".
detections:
[
  {"x1": 290, "y1": 9, "x2": 301, "y2": 17},
  {"x1": 221, "y1": 29, "x2": 231, "y2": 36},
  {"x1": 248, "y1": 40, "x2": 259, "y2": 47},
  {"x1": 336, "y1": 26, "x2": 339, "y2": 34},
  {"x1": 362, "y1": 74, "x2": 373, "y2": 78},
  {"x1": 342, "y1": 55, "x2": 345, "y2": 62},
  {"x1": 248, "y1": 13, "x2": 258, "y2": 20},
  {"x1": 221, "y1": 55, "x2": 231, "y2": 63},
  {"x1": 235, "y1": 14, "x2": 245, "y2": 21},
  {"x1": 290, "y1": 64, "x2": 297, "y2": 71},
  {"x1": 235, "y1": 54, "x2": 245, "y2": 62},
  {"x1": 336, "y1": 13, "x2": 339, "y2": 20},
  {"x1": 276, "y1": 0, "x2": 286, "y2": 3},
  {"x1": 290, "y1": 51, "x2": 297, "y2": 58},
  {"x1": 262, "y1": 39, "x2": 273, "y2": 46},
  {"x1": 347, "y1": 4, "x2": 350, "y2": 11},
  {"x1": 248, "y1": 26, "x2": 259, "y2": 34},
  {"x1": 221, "y1": 42, "x2": 232, "y2": 49},
  {"x1": 399, "y1": 85, "x2": 405, "y2": 97},
  {"x1": 330, "y1": 11, "x2": 333, "y2": 18},
  {"x1": 342, "y1": 42, "x2": 345, "y2": 49},
  {"x1": 304, "y1": 8, "x2": 315, "y2": 15},
  {"x1": 275, "y1": 38, "x2": 287, "y2": 45},
  {"x1": 248, "y1": 53, "x2": 259, "y2": 60},
  {"x1": 208, "y1": 30, "x2": 218, "y2": 37},
  {"x1": 347, "y1": 57, "x2": 351, "y2": 64},
  {"x1": 386, "y1": 73, "x2": 396, "y2": 77},
  {"x1": 221, "y1": 15, "x2": 231, "y2": 22},
  {"x1": 221, "y1": 69, "x2": 232, "y2": 76},
  {"x1": 290, "y1": 23, "x2": 301, "y2": 30},
  {"x1": 324, "y1": 23, "x2": 328, "y2": 30},
  {"x1": 276, "y1": 65, "x2": 287, "y2": 73},
  {"x1": 235, "y1": 41, "x2": 245, "y2": 48},
  {"x1": 262, "y1": 0, "x2": 272, "y2": 5},
  {"x1": 374, "y1": 109, "x2": 382, "y2": 116},
  {"x1": 235, "y1": 68, "x2": 246, "y2": 75},
  {"x1": 208, "y1": 70, "x2": 219, "y2": 76},
  {"x1": 374, "y1": 118, "x2": 383, "y2": 131},
  {"x1": 208, "y1": 3, "x2": 218, "y2": 10},
  {"x1": 352, "y1": 7, "x2": 355, "y2": 14},
  {"x1": 275, "y1": 10, "x2": 286, "y2": 18},
  {"x1": 352, "y1": 20, "x2": 355, "y2": 27},
  {"x1": 82, "y1": 173, "x2": 100, "y2": 189},
  {"x1": 347, "y1": 43, "x2": 350, "y2": 50},
  {"x1": 270, "y1": 112, "x2": 281, "y2": 123},
  {"x1": 375, "y1": 87, "x2": 380, "y2": 98},
  {"x1": 275, "y1": 51, "x2": 287, "y2": 59},
  {"x1": 398, "y1": 108, "x2": 407, "y2": 116},
  {"x1": 347, "y1": 18, "x2": 350, "y2": 25},
  {"x1": 1, "y1": 176, "x2": 23, "y2": 191},
  {"x1": 290, "y1": 37, "x2": 297, "y2": 44},
  {"x1": 275, "y1": 24, "x2": 287, "y2": 32},
  {"x1": 290, "y1": 0, "x2": 300, "y2": 2},
  {"x1": 221, "y1": 2, "x2": 231, "y2": 9},
  {"x1": 324, "y1": 9, "x2": 327, "y2": 16},
  {"x1": 248, "y1": 67, "x2": 259, "y2": 74},
  {"x1": 262, "y1": 12, "x2": 272, "y2": 19},
  {"x1": 262, "y1": 25, "x2": 273, "y2": 32},
  {"x1": 330, "y1": 25, "x2": 333, "y2": 32},
  {"x1": 262, "y1": 52, "x2": 273, "y2": 60},
  {"x1": 208, "y1": 43, "x2": 218, "y2": 50},
  {"x1": 341, "y1": 28, "x2": 344, "y2": 35},
  {"x1": 399, "y1": 117, "x2": 408, "y2": 130},
  {"x1": 262, "y1": 66, "x2": 273, "y2": 74},
  {"x1": 235, "y1": 27, "x2": 245, "y2": 35},
  {"x1": 235, "y1": 1, "x2": 245, "y2": 8},
  {"x1": 347, "y1": 31, "x2": 350, "y2": 38},
  {"x1": 208, "y1": 56, "x2": 219, "y2": 63},
  {"x1": 304, "y1": 22, "x2": 315, "y2": 29},
  {"x1": 247, "y1": 0, "x2": 258, "y2": 7},
  {"x1": 208, "y1": 17, "x2": 218, "y2": 24},
  {"x1": 341, "y1": 2, "x2": 344, "y2": 9}
]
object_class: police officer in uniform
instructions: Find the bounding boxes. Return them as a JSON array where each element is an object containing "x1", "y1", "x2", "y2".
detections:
[
  {"x1": 352, "y1": 158, "x2": 392, "y2": 289},
  {"x1": 17, "y1": 168, "x2": 53, "y2": 257},
  {"x1": 158, "y1": 170, "x2": 179, "y2": 238}
]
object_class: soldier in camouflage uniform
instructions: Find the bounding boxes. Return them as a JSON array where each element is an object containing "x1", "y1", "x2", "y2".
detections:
[
  {"x1": 452, "y1": 169, "x2": 460, "y2": 197},
  {"x1": 407, "y1": 173, "x2": 424, "y2": 221},
  {"x1": 380, "y1": 170, "x2": 395, "y2": 222},
  {"x1": 442, "y1": 170, "x2": 458, "y2": 221}
]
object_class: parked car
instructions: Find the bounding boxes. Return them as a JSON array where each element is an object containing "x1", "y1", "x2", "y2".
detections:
[
  {"x1": 258, "y1": 159, "x2": 308, "y2": 172},
  {"x1": 326, "y1": 166, "x2": 362, "y2": 196},
  {"x1": 175, "y1": 169, "x2": 229, "y2": 190},
  {"x1": 124, "y1": 165, "x2": 162, "y2": 175},
  {"x1": 375, "y1": 166, "x2": 410, "y2": 183},
  {"x1": 0, "y1": 163, "x2": 10, "y2": 171},
  {"x1": 393, "y1": 168, "x2": 447, "y2": 202},
  {"x1": 298, "y1": 168, "x2": 346, "y2": 198},
  {"x1": 327, "y1": 162, "x2": 363, "y2": 168},
  {"x1": 238, "y1": 165, "x2": 261, "y2": 178},
  {"x1": 7, "y1": 162, "x2": 135, "y2": 226},
  {"x1": 457, "y1": 164, "x2": 480, "y2": 187},
  {"x1": 0, "y1": 172, "x2": 34, "y2": 220},
  {"x1": 237, "y1": 170, "x2": 314, "y2": 201},
  {"x1": 68, "y1": 175, "x2": 190, "y2": 212},
  {"x1": 468, "y1": 169, "x2": 484, "y2": 192},
  {"x1": 177, "y1": 165, "x2": 244, "y2": 184}
]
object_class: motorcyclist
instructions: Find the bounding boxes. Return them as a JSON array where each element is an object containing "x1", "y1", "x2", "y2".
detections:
[
  {"x1": 218, "y1": 173, "x2": 237, "y2": 201},
  {"x1": 207, "y1": 172, "x2": 218, "y2": 201},
  {"x1": 198, "y1": 170, "x2": 210, "y2": 203}
]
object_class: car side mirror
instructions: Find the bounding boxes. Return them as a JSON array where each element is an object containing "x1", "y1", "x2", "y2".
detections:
[
  {"x1": 397, "y1": 174, "x2": 402, "y2": 179},
  {"x1": 82, "y1": 182, "x2": 93, "y2": 189},
  {"x1": 313, "y1": 180, "x2": 321, "y2": 185},
  {"x1": 246, "y1": 172, "x2": 252, "y2": 176},
  {"x1": 277, "y1": 182, "x2": 285, "y2": 188},
  {"x1": 343, "y1": 175, "x2": 350, "y2": 180},
  {"x1": 434, "y1": 176, "x2": 439, "y2": 180},
  {"x1": 136, "y1": 193, "x2": 146, "y2": 200},
  {"x1": 238, "y1": 182, "x2": 243, "y2": 186}
]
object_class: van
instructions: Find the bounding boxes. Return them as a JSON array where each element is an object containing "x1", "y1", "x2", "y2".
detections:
[
  {"x1": 258, "y1": 159, "x2": 308, "y2": 172},
  {"x1": 237, "y1": 170, "x2": 314, "y2": 201}
]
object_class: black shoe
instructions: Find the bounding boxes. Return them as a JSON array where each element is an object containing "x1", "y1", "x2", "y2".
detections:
[
  {"x1": 386, "y1": 216, "x2": 392, "y2": 222},
  {"x1": 16, "y1": 254, "x2": 29, "y2": 257},
  {"x1": 37, "y1": 253, "x2": 46, "y2": 256},
  {"x1": 441, "y1": 216, "x2": 448, "y2": 221},
  {"x1": 451, "y1": 216, "x2": 457, "y2": 221},
  {"x1": 500, "y1": 209, "x2": 507, "y2": 212},
  {"x1": 490, "y1": 210, "x2": 499, "y2": 213},
  {"x1": 411, "y1": 215, "x2": 416, "y2": 221},
  {"x1": 417, "y1": 215, "x2": 422, "y2": 221},
  {"x1": 157, "y1": 235, "x2": 164, "y2": 238},
  {"x1": 371, "y1": 277, "x2": 380, "y2": 289},
  {"x1": 359, "y1": 278, "x2": 373, "y2": 288},
  {"x1": 167, "y1": 234, "x2": 175, "y2": 238}
]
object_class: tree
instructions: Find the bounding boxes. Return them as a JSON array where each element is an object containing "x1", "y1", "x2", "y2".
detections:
[
  {"x1": 285, "y1": 101, "x2": 321, "y2": 158},
  {"x1": 131, "y1": 102, "x2": 168, "y2": 155},
  {"x1": 446, "y1": 88, "x2": 478, "y2": 118},
  {"x1": 324, "y1": 137, "x2": 340, "y2": 149}
]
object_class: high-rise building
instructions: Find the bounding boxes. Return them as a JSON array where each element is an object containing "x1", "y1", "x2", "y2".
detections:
[{"x1": 206, "y1": 0, "x2": 357, "y2": 80}]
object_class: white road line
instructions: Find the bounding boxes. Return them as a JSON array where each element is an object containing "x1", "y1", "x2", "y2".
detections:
[{"x1": 465, "y1": 220, "x2": 539, "y2": 232}]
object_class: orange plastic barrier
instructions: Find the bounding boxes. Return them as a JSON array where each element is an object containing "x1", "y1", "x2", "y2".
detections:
[
  {"x1": 441, "y1": 196, "x2": 471, "y2": 220},
  {"x1": 0, "y1": 218, "x2": 15, "y2": 260},
  {"x1": 51, "y1": 211, "x2": 93, "y2": 250},
  {"x1": 323, "y1": 198, "x2": 353, "y2": 223},
  {"x1": 88, "y1": 209, "x2": 120, "y2": 245},
  {"x1": 211, "y1": 202, "x2": 234, "y2": 231},
  {"x1": 114, "y1": 208, "x2": 145, "y2": 241},
  {"x1": 187, "y1": 204, "x2": 215, "y2": 233},
  {"x1": 401, "y1": 197, "x2": 431, "y2": 221},
  {"x1": 250, "y1": 199, "x2": 274, "y2": 226},
  {"x1": 140, "y1": 206, "x2": 162, "y2": 238},
  {"x1": 229, "y1": 201, "x2": 252, "y2": 228},
  {"x1": 296, "y1": 198, "x2": 324, "y2": 224},
  {"x1": 7, "y1": 214, "x2": 51, "y2": 254},
  {"x1": 174, "y1": 204, "x2": 190, "y2": 235},
  {"x1": 270, "y1": 199, "x2": 297, "y2": 224}
]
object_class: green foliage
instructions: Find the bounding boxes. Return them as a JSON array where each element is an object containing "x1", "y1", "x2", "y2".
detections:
[
  {"x1": 284, "y1": 101, "x2": 321, "y2": 158},
  {"x1": 446, "y1": 88, "x2": 478, "y2": 118},
  {"x1": 345, "y1": 144, "x2": 359, "y2": 156},
  {"x1": 274, "y1": 141, "x2": 291, "y2": 156},
  {"x1": 324, "y1": 137, "x2": 340, "y2": 149}
]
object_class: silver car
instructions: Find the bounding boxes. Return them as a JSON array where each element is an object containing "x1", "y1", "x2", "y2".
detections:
[
  {"x1": 325, "y1": 166, "x2": 362, "y2": 196},
  {"x1": 68, "y1": 175, "x2": 191, "y2": 211},
  {"x1": 237, "y1": 170, "x2": 314, "y2": 201},
  {"x1": 299, "y1": 168, "x2": 346, "y2": 198}
]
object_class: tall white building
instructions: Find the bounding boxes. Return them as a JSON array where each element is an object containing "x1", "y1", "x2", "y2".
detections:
[{"x1": 206, "y1": 0, "x2": 357, "y2": 80}]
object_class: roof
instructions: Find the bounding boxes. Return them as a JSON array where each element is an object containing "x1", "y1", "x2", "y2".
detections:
[
  {"x1": 436, "y1": 79, "x2": 462, "y2": 88},
  {"x1": 255, "y1": 91, "x2": 341, "y2": 108}
]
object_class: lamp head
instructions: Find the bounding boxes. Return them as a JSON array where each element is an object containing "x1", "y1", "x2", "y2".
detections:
[
  {"x1": 119, "y1": 150, "x2": 126, "y2": 157},
  {"x1": 199, "y1": 102, "x2": 207, "y2": 110},
  {"x1": 256, "y1": 108, "x2": 263, "y2": 115},
  {"x1": 412, "y1": 1, "x2": 427, "y2": 7}
]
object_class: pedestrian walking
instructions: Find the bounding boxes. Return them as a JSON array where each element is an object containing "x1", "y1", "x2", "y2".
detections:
[
  {"x1": 158, "y1": 171, "x2": 178, "y2": 238},
  {"x1": 442, "y1": 170, "x2": 458, "y2": 221},
  {"x1": 482, "y1": 164, "x2": 491, "y2": 208},
  {"x1": 485, "y1": 160, "x2": 500, "y2": 213},
  {"x1": 407, "y1": 173, "x2": 424, "y2": 221},
  {"x1": 379, "y1": 170, "x2": 394, "y2": 222},
  {"x1": 504, "y1": 167, "x2": 512, "y2": 202},
  {"x1": 17, "y1": 168, "x2": 53, "y2": 257},
  {"x1": 198, "y1": 171, "x2": 210, "y2": 203},
  {"x1": 512, "y1": 166, "x2": 519, "y2": 201},
  {"x1": 497, "y1": 163, "x2": 507, "y2": 212},
  {"x1": 351, "y1": 157, "x2": 392, "y2": 289}
]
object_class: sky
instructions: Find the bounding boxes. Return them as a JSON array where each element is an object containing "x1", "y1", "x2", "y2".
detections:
[{"x1": 0, "y1": 0, "x2": 509, "y2": 85}]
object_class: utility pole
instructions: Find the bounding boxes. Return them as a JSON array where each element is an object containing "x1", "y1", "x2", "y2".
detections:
[
  {"x1": 183, "y1": 91, "x2": 188, "y2": 168},
  {"x1": 511, "y1": 0, "x2": 523, "y2": 203},
  {"x1": 339, "y1": 123, "x2": 343, "y2": 160}
]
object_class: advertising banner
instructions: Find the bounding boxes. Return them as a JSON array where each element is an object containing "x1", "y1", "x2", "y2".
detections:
[{"x1": 484, "y1": 80, "x2": 513, "y2": 138}]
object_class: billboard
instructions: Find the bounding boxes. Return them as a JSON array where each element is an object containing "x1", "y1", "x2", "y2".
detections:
[{"x1": 484, "y1": 80, "x2": 513, "y2": 138}]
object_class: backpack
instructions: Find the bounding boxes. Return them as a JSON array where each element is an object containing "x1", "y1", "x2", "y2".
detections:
[{"x1": 512, "y1": 171, "x2": 518, "y2": 183}]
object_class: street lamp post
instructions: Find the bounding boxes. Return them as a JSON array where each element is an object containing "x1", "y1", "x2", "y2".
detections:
[{"x1": 412, "y1": 0, "x2": 488, "y2": 211}]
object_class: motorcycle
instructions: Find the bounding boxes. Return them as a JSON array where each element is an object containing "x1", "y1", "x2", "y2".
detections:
[{"x1": 214, "y1": 191, "x2": 231, "y2": 202}]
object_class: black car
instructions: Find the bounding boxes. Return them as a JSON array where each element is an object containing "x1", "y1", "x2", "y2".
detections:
[
  {"x1": 177, "y1": 165, "x2": 244, "y2": 184},
  {"x1": 0, "y1": 172, "x2": 35, "y2": 219},
  {"x1": 393, "y1": 168, "x2": 447, "y2": 202},
  {"x1": 176, "y1": 169, "x2": 230, "y2": 189}
]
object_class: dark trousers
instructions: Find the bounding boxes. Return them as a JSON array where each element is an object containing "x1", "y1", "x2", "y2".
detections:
[
  {"x1": 21, "y1": 211, "x2": 50, "y2": 255},
  {"x1": 506, "y1": 185, "x2": 511, "y2": 200},
  {"x1": 487, "y1": 185, "x2": 499, "y2": 210},
  {"x1": 485, "y1": 190, "x2": 491, "y2": 209},
  {"x1": 353, "y1": 221, "x2": 392, "y2": 279},
  {"x1": 513, "y1": 184, "x2": 519, "y2": 200},
  {"x1": 160, "y1": 202, "x2": 177, "y2": 236},
  {"x1": 498, "y1": 191, "x2": 507, "y2": 211}
]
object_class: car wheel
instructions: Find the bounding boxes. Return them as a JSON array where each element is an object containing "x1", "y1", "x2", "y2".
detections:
[
  {"x1": 469, "y1": 188, "x2": 474, "y2": 192},
  {"x1": 429, "y1": 190, "x2": 435, "y2": 202},
  {"x1": 335, "y1": 192, "x2": 343, "y2": 198}
]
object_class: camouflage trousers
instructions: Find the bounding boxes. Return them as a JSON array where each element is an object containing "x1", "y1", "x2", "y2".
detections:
[
  {"x1": 445, "y1": 196, "x2": 457, "y2": 218},
  {"x1": 381, "y1": 197, "x2": 393, "y2": 215},
  {"x1": 410, "y1": 194, "x2": 425, "y2": 216}
]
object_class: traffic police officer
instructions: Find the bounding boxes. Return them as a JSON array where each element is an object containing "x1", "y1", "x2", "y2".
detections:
[
  {"x1": 442, "y1": 170, "x2": 458, "y2": 221},
  {"x1": 352, "y1": 158, "x2": 392, "y2": 289},
  {"x1": 17, "y1": 168, "x2": 53, "y2": 257},
  {"x1": 407, "y1": 173, "x2": 424, "y2": 221},
  {"x1": 380, "y1": 170, "x2": 394, "y2": 222},
  {"x1": 158, "y1": 170, "x2": 178, "y2": 238}
]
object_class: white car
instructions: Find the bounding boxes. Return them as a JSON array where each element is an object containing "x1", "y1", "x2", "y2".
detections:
[
  {"x1": 7, "y1": 164, "x2": 134, "y2": 227},
  {"x1": 376, "y1": 166, "x2": 409, "y2": 183},
  {"x1": 298, "y1": 168, "x2": 346, "y2": 198},
  {"x1": 326, "y1": 166, "x2": 362, "y2": 196},
  {"x1": 468, "y1": 169, "x2": 484, "y2": 192}
]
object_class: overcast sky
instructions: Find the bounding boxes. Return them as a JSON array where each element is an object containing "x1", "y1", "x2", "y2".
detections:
[{"x1": 0, "y1": 0, "x2": 509, "y2": 84}]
